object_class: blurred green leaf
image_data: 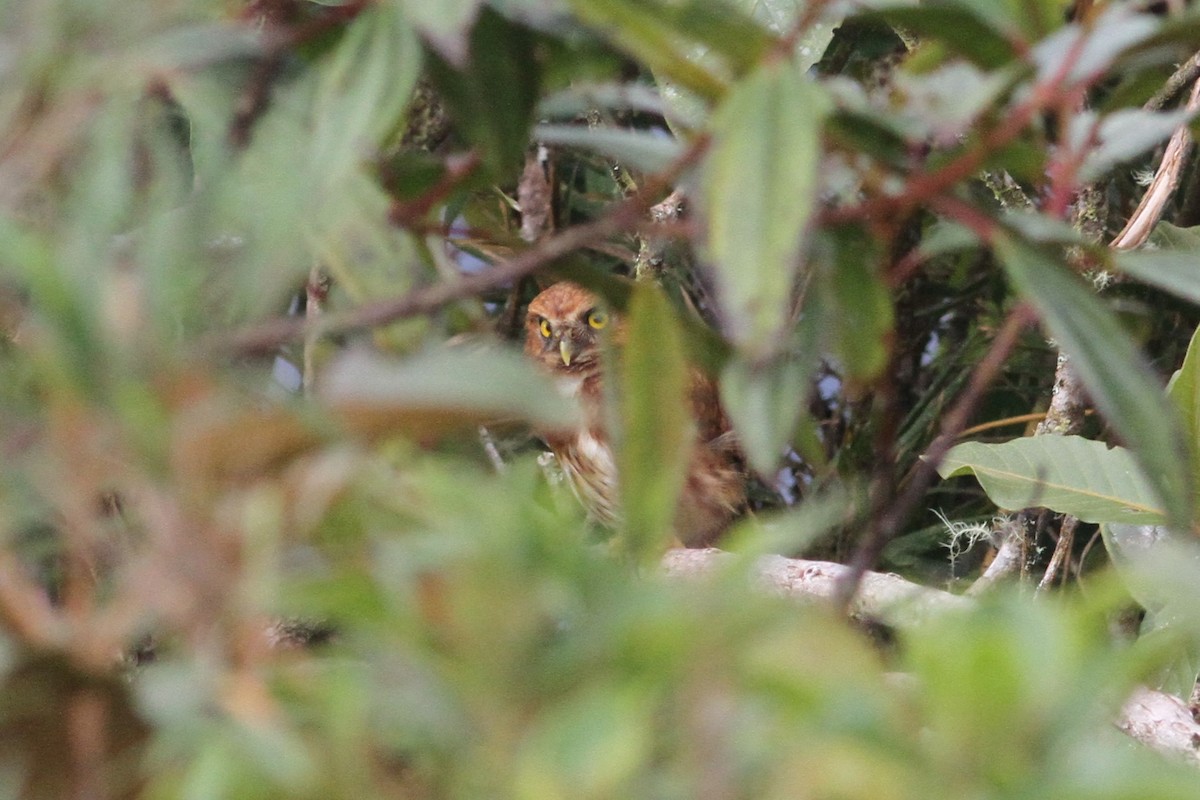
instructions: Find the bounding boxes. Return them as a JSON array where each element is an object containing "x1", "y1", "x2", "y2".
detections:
[
  {"x1": 724, "y1": 483, "x2": 854, "y2": 556},
  {"x1": 866, "y1": 6, "x2": 1018, "y2": 69},
  {"x1": 1111, "y1": 235, "x2": 1200, "y2": 307},
  {"x1": 537, "y1": 83, "x2": 670, "y2": 120},
  {"x1": 817, "y1": 226, "x2": 893, "y2": 382},
  {"x1": 312, "y1": 4, "x2": 421, "y2": 180},
  {"x1": 901, "y1": 591, "x2": 1200, "y2": 797},
  {"x1": 938, "y1": 436, "x2": 1166, "y2": 525},
  {"x1": 617, "y1": 283, "x2": 692, "y2": 560},
  {"x1": 720, "y1": 353, "x2": 810, "y2": 477},
  {"x1": 1076, "y1": 105, "x2": 1195, "y2": 183},
  {"x1": 702, "y1": 59, "x2": 829, "y2": 359},
  {"x1": 720, "y1": 297, "x2": 820, "y2": 475},
  {"x1": 533, "y1": 124, "x2": 683, "y2": 174},
  {"x1": 515, "y1": 683, "x2": 654, "y2": 800},
  {"x1": 996, "y1": 235, "x2": 1192, "y2": 528},
  {"x1": 950, "y1": 0, "x2": 1068, "y2": 40},
  {"x1": 1166, "y1": 325, "x2": 1200, "y2": 496},
  {"x1": 322, "y1": 345, "x2": 583, "y2": 436},
  {"x1": 564, "y1": 0, "x2": 720, "y2": 101},
  {"x1": 566, "y1": 0, "x2": 746, "y2": 102},
  {"x1": 398, "y1": 0, "x2": 482, "y2": 63},
  {"x1": 1030, "y1": 6, "x2": 1159, "y2": 84},
  {"x1": 426, "y1": 7, "x2": 541, "y2": 176},
  {"x1": 733, "y1": 0, "x2": 840, "y2": 70}
]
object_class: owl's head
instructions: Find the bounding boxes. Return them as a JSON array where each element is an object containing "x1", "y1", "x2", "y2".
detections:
[{"x1": 524, "y1": 282, "x2": 611, "y2": 374}]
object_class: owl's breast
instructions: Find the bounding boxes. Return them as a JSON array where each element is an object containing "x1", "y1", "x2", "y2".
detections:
[{"x1": 551, "y1": 429, "x2": 620, "y2": 527}]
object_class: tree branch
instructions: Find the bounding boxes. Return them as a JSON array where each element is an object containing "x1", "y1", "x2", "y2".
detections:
[
  {"x1": 208, "y1": 135, "x2": 710, "y2": 358},
  {"x1": 663, "y1": 547, "x2": 1200, "y2": 766}
]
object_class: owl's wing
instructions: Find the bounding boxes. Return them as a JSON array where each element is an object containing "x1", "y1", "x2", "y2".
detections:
[{"x1": 687, "y1": 368, "x2": 735, "y2": 447}]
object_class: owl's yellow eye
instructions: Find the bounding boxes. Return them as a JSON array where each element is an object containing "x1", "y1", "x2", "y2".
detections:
[
  {"x1": 586, "y1": 309, "x2": 608, "y2": 330},
  {"x1": 538, "y1": 318, "x2": 552, "y2": 338}
]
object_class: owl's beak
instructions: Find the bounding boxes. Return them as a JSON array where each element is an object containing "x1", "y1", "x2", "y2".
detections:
[{"x1": 559, "y1": 338, "x2": 576, "y2": 367}]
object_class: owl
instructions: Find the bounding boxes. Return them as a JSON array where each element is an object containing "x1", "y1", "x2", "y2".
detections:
[{"x1": 524, "y1": 281, "x2": 745, "y2": 546}]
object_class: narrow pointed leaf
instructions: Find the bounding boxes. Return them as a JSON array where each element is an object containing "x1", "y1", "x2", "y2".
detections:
[
  {"x1": 322, "y1": 346, "x2": 582, "y2": 436},
  {"x1": 720, "y1": 354, "x2": 809, "y2": 477},
  {"x1": 1111, "y1": 247, "x2": 1200, "y2": 306},
  {"x1": 720, "y1": 289, "x2": 822, "y2": 475},
  {"x1": 996, "y1": 235, "x2": 1191, "y2": 527},
  {"x1": 398, "y1": 0, "x2": 482, "y2": 63},
  {"x1": 702, "y1": 60, "x2": 830, "y2": 359},
  {"x1": 1166, "y1": 325, "x2": 1200, "y2": 494},
  {"x1": 312, "y1": 4, "x2": 421, "y2": 178},
  {"x1": 819, "y1": 226, "x2": 892, "y2": 381},
  {"x1": 566, "y1": 0, "x2": 734, "y2": 101},
  {"x1": 865, "y1": 7, "x2": 1018, "y2": 69},
  {"x1": 425, "y1": 8, "x2": 540, "y2": 177},
  {"x1": 938, "y1": 437, "x2": 1165, "y2": 525},
  {"x1": 533, "y1": 124, "x2": 682, "y2": 174},
  {"x1": 618, "y1": 283, "x2": 692, "y2": 560}
]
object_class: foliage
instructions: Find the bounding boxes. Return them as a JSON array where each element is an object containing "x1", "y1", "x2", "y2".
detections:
[{"x1": 4, "y1": 0, "x2": 1200, "y2": 796}]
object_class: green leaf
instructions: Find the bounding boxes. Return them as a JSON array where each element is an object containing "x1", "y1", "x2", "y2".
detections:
[
  {"x1": 826, "y1": 109, "x2": 910, "y2": 167},
  {"x1": 650, "y1": 0, "x2": 775, "y2": 74},
  {"x1": 1076, "y1": 106, "x2": 1195, "y2": 183},
  {"x1": 515, "y1": 683, "x2": 654, "y2": 800},
  {"x1": 566, "y1": 0, "x2": 734, "y2": 101},
  {"x1": 1102, "y1": 525, "x2": 1200, "y2": 688},
  {"x1": 537, "y1": 83, "x2": 669, "y2": 121},
  {"x1": 425, "y1": 8, "x2": 541, "y2": 177},
  {"x1": 723, "y1": 483, "x2": 855, "y2": 556},
  {"x1": 1030, "y1": 6, "x2": 1159, "y2": 84},
  {"x1": 942, "y1": 0, "x2": 1068, "y2": 40},
  {"x1": 720, "y1": 353, "x2": 810, "y2": 477},
  {"x1": 1166, "y1": 325, "x2": 1200, "y2": 496},
  {"x1": 567, "y1": 0, "x2": 774, "y2": 101},
  {"x1": 865, "y1": 7, "x2": 1018, "y2": 69},
  {"x1": 533, "y1": 124, "x2": 683, "y2": 174},
  {"x1": 397, "y1": 0, "x2": 482, "y2": 63},
  {"x1": 618, "y1": 283, "x2": 692, "y2": 561},
  {"x1": 719, "y1": 253, "x2": 822, "y2": 475},
  {"x1": 996, "y1": 235, "x2": 1192, "y2": 528},
  {"x1": 312, "y1": 4, "x2": 422, "y2": 180},
  {"x1": 702, "y1": 59, "x2": 830, "y2": 359},
  {"x1": 321, "y1": 345, "x2": 582, "y2": 436},
  {"x1": 1111, "y1": 242, "x2": 1200, "y2": 307},
  {"x1": 819, "y1": 227, "x2": 893, "y2": 382},
  {"x1": 889, "y1": 62, "x2": 1018, "y2": 144},
  {"x1": 938, "y1": 436, "x2": 1166, "y2": 525}
]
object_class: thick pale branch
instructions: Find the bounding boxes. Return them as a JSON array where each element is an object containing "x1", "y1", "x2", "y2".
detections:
[
  {"x1": 662, "y1": 547, "x2": 1200, "y2": 766},
  {"x1": 662, "y1": 548, "x2": 971, "y2": 627}
]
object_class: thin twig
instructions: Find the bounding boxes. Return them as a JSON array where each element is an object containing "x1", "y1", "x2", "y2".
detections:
[
  {"x1": 388, "y1": 151, "x2": 482, "y2": 230},
  {"x1": 1145, "y1": 50, "x2": 1200, "y2": 112},
  {"x1": 1037, "y1": 514, "x2": 1079, "y2": 592},
  {"x1": 825, "y1": 27, "x2": 1092, "y2": 228},
  {"x1": 836, "y1": 303, "x2": 1038, "y2": 610},
  {"x1": 210, "y1": 135, "x2": 711, "y2": 357}
]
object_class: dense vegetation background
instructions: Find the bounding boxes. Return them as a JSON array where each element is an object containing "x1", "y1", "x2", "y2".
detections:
[{"x1": 5, "y1": 0, "x2": 1200, "y2": 796}]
